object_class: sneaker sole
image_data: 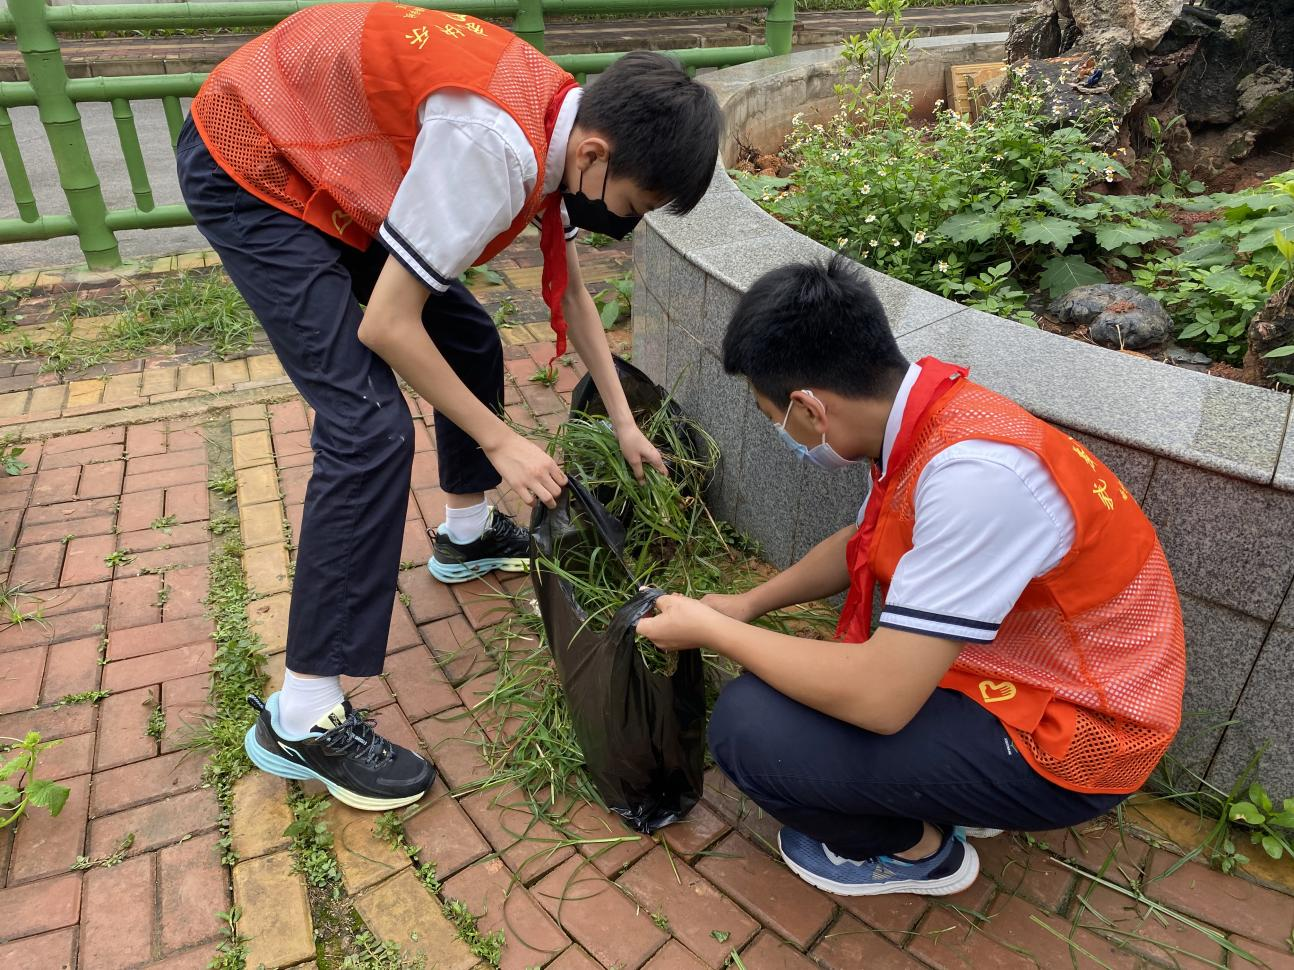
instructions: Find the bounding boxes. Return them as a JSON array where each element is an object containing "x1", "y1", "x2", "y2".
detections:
[
  {"x1": 243, "y1": 724, "x2": 426, "y2": 812},
  {"x1": 427, "y1": 555, "x2": 529, "y2": 584},
  {"x1": 960, "y1": 827, "x2": 1004, "y2": 839},
  {"x1": 778, "y1": 833, "x2": 981, "y2": 897}
]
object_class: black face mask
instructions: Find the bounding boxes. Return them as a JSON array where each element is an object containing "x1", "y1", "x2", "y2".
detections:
[{"x1": 562, "y1": 163, "x2": 642, "y2": 240}]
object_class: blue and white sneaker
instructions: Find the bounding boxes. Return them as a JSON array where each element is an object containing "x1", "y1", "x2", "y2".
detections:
[
  {"x1": 243, "y1": 693, "x2": 434, "y2": 811},
  {"x1": 778, "y1": 826, "x2": 979, "y2": 897},
  {"x1": 428, "y1": 507, "x2": 530, "y2": 584}
]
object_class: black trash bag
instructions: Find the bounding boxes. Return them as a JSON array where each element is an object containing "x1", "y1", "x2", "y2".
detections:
[{"x1": 530, "y1": 475, "x2": 706, "y2": 833}]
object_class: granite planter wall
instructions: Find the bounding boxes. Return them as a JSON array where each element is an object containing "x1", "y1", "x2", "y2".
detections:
[{"x1": 632, "y1": 41, "x2": 1294, "y2": 795}]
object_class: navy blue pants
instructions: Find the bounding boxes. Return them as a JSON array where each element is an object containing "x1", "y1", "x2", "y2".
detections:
[
  {"x1": 176, "y1": 116, "x2": 502, "y2": 677},
  {"x1": 708, "y1": 675, "x2": 1125, "y2": 859}
]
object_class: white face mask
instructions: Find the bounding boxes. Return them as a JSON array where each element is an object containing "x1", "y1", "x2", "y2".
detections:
[{"x1": 776, "y1": 390, "x2": 859, "y2": 470}]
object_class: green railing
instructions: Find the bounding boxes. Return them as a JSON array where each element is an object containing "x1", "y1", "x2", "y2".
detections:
[{"x1": 0, "y1": 0, "x2": 794, "y2": 269}]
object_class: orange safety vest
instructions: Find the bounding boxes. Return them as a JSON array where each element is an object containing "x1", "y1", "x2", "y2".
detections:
[
  {"x1": 191, "y1": 3, "x2": 578, "y2": 353},
  {"x1": 836, "y1": 358, "x2": 1185, "y2": 794}
]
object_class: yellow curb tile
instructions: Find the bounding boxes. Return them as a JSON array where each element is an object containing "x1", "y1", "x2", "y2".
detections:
[
  {"x1": 175, "y1": 252, "x2": 206, "y2": 272},
  {"x1": 240, "y1": 501, "x2": 284, "y2": 550},
  {"x1": 4, "y1": 270, "x2": 40, "y2": 291},
  {"x1": 233, "y1": 852, "x2": 315, "y2": 970},
  {"x1": 202, "y1": 250, "x2": 222, "y2": 268},
  {"x1": 66, "y1": 378, "x2": 105, "y2": 407},
  {"x1": 524, "y1": 323, "x2": 554, "y2": 343},
  {"x1": 178, "y1": 362, "x2": 213, "y2": 390},
  {"x1": 355, "y1": 869, "x2": 475, "y2": 970},
  {"x1": 324, "y1": 801, "x2": 411, "y2": 894},
  {"x1": 71, "y1": 314, "x2": 119, "y2": 341},
  {"x1": 147, "y1": 389, "x2": 210, "y2": 404},
  {"x1": 28, "y1": 384, "x2": 66, "y2": 415},
  {"x1": 232, "y1": 430, "x2": 274, "y2": 469},
  {"x1": 0, "y1": 391, "x2": 29, "y2": 418},
  {"x1": 33, "y1": 270, "x2": 67, "y2": 289},
  {"x1": 212, "y1": 358, "x2": 251, "y2": 387},
  {"x1": 246, "y1": 591, "x2": 291, "y2": 656},
  {"x1": 229, "y1": 771, "x2": 292, "y2": 860},
  {"x1": 243, "y1": 542, "x2": 291, "y2": 596},
  {"x1": 499, "y1": 326, "x2": 529, "y2": 346},
  {"x1": 236, "y1": 464, "x2": 281, "y2": 506},
  {"x1": 102, "y1": 373, "x2": 142, "y2": 402},
  {"x1": 505, "y1": 266, "x2": 543, "y2": 289},
  {"x1": 140, "y1": 366, "x2": 179, "y2": 396},
  {"x1": 246, "y1": 354, "x2": 286, "y2": 382}
]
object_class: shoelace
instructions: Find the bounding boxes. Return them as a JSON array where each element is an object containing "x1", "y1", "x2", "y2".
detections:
[
  {"x1": 317, "y1": 709, "x2": 394, "y2": 768},
  {"x1": 488, "y1": 512, "x2": 531, "y2": 547}
]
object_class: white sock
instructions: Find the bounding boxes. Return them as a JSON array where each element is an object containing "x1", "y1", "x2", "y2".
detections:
[
  {"x1": 278, "y1": 670, "x2": 345, "y2": 740},
  {"x1": 444, "y1": 501, "x2": 490, "y2": 544}
]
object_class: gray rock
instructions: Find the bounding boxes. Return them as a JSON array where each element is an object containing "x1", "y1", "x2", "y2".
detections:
[
  {"x1": 1246, "y1": 281, "x2": 1294, "y2": 386},
  {"x1": 1164, "y1": 343, "x2": 1213, "y2": 367},
  {"x1": 1178, "y1": 14, "x2": 1252, "y2": 126},
  {"x1": 1049, "y1": 283, "x2": 1173, "y2": 349},
  {"x1": 1237, "y1": 63, "x2": 1294, "y2": 133},
  {"x1": 1006, "y1": 0, "x2": 1063, "y2": 62},
  {"x1": 1066, "y1": 0, "x2": 1183, "y2": 50}
]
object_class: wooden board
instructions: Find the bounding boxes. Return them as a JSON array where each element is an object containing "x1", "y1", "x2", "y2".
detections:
[{"x1": 945, "y1": 61, "x2": 1007, "y2": 118}]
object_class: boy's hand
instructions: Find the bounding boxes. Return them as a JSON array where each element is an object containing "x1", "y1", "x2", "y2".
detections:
[
  {"x1": 483, "y1": 432, "x2": 567, "y2": 509},
  {"x1": 616, "y1": 425, "x2": 667, "y2": 481},
  {"x1": 636, "y1": 594, "x2": 722, "y2": 652},
  {"x1": 700, "y1": 591, "x2": 763, "y2": 624}
]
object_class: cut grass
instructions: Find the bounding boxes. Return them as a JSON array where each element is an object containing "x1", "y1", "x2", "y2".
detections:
[{"x1": 2, "y1": 269, "x2": 259, "y2": 375}]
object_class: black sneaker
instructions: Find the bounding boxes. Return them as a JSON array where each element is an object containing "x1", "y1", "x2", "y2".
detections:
[
  {"x1": 428, "y1": 506, "x2": 530, "y2": 583},
  {"x1": 243, "y1": 693, "x2": 435, "y2": 811}
]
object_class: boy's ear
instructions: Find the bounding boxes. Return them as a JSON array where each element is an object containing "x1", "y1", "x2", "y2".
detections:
[
  {"x1": 788, "y1": 389, "x2": 829, "y2": 434},
  {"x1": 572, "y1": 133, "x2": 611, "y2": 169}
]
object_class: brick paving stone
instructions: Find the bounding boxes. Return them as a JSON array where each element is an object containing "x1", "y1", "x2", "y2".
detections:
[
  {"x1": 567, "y1": 800, "x2": 653, "y2": 877},
  {"x1": 60, "y1": 533, "x2": 114, "y2": 585},
  {"x1": 413, "y1": 709, "x2": 491, "y2": 789},
  {"x1": 8, "y1": 774, "x2": 88, "y2": 882},
  {"x1": 233, "y1": 851, "x2": 316, "y2": 970},
  {"x1": 22, "y1": 496, "x2": 118, "y2": 527},
  {"x1": 119, "y1": 521, "x2": 210, "y2": 553},
  {"x1": 102, "y1": 640, "x2": 214, "y2": 692},
  {"x1": 410, "y1": 450, "x2": 439, "y2": 489},
  {"x1": 90, "y1": 749, "x2": 205, "y2": 816},
  {"x1": 129, "y1": 449, "x2": 212, "y2": 477},
  {"x1": 36, "y1": 582, "x2": 110, "y2": 619},
  {"x1": 1035, "y1": 820, "x2": 1151, "y2": 886},
  {"x1": 1232, "y1": 937, "x2": 1294, "y2": 970},
  {"x1": 10, "y1": 540, "x2": 65, "y2": 590},
  {"x1": 39, "y1": 732, "x2": 96, "y2": 781},
  {"x1": 1144, "y1": 852, "x2": 1294, "y2": 951},
  {"x1": 31, "y1": 466, "x2": 80, "y2": 506},
  {"x1": 107, "y1": 574, "x2": 161, "y2": 631},
  {"x1": 109, "y1": 616, "x2": 213, "y2": 661},
  {"x1": 127, "y1": 542, "x2": 210, "y2": 577},
  {"x1": 532, "y1": 855, "x2": 670, "y2": 970},
  {"x1": 1075, "y1": 883, "x2": 1223, "y2": 969},
  {"x1": 20, "y1": 511, "x2": 115, "y2": 545},
  {"x1": 643, "y1": 940, "x2": 712, "y2": 970},
  {"x1": 230, "y1": 770, "x2": 292, "y2": 860},
  {"x1": 278, "y1": 464, "x2": 311, "y2": 505},
  {"x1": 0, "y1": 701, "x2": 94, "y2": 743},
  {"x1": 95, "y1": 685, "x2": 158, "y2": 770},
  {"x1": 695, "y1": 834, "x2": 835, "y2": 951},
  {"x1": 619, "y1": 846, "x2": 760, "y2": 969},
  {"x1": 442, "y1": 856, "x2": 572, "y2": 970},
  {"x1": 369, "y1": 702, "x2": 423, "y2": 757},
  {"x1": 37, "y1": 638, "x2": 98, "y2": 708},
  {"x1": 77, "y1": 459, "x2": 124, "y2": 500},
  {"x1": 88, "y1": 787, "x2": 220, "y2": 858},
  {"x1": 126, "y1": 424, "x2": 168, "y2": 458},
  {"x1": 160, "y1": 672, "x2": 212, "y2": 753},
  {"x1": 839, "y1": 883, "x2": 947, "y2": 946},
  {"x1": 143, "y1": 944, "x2": 222, "y2": 969},
  {"x1": 547, "y1": 945, "x2": 602, "y2": 970},
  {"x1": 400, "y1": 516, "x2": 434, "y2": 567},
  {"x1": 124, "y1": 465, "x2": 209, "y2": 493},
  {"x1": 165, "y1": 482, "x2": 210, "y2": 523},
  {"x1": 402, "y1": 784, "x2": 491, "y2": 879},
  {"x1": 0, "y1": 927, "x2": 75, "y2": 969},
  {"x1": 247, "y1": 591, "x2": 290, "y2": 654},
  {"x1": 159, "y1": 832, "x2": 229, "y2": 952},
  {"x1": 908, "y1": 893, "x2": 1139, "y2": 970},
  {"x1": 810, "y1": 913, "x2": 925, "y2": 970},
  {"x1": 0, "y1": 607, "x2": 106, "y2": 653},
  {"x1": 80, "y1": 852, "x2": 154, "y2": 969},
  {"x1": 975, "y1": 834, "x2": 1075, "y2": 911},
  {"x1": 452, "y1": 576, "x2": 516, "y2": 630},
  {"x1": 162, "y1": 565, "x2": 208, "y2": 620},
  {"x1": 0, "y1": 644, "x2": 44, "y2": 713},
  {"x1": 420, "y1": 615, "x2": 494, "y2": 686},
  {"x1": 387, "y1": 598, "x2": 422, "y2": 653},
  {"x1": 45, "y1": 428, "x2": 124, "y2": 454},
  {"x1": 659, "y1": 800, "x2": 730, "y2": 861},
  {"x1": 270, "y1": 400, "x2": 309, "y2": 434},
  {"x1": 383, "y1": 644, "x2": 461, "y2": 720},
  {"x1": 0, "y1": 872, "x2": 82, "y2": 943},
  {"x1": 355, "y1": 868, "x2": 476, "y2": 970},
  {"x1": 324, "y1": 800, "x2": 413, "y2": 894},
  {"x1": 460, "y1": 786, "x2": 575, "y2": 883},
  {"x1": 736, "y1": 931, "x2": 821, "y2": 970},
  {"x1": 119, "y1": 488, "x2": 165, "y2": 532},
  {"x1": 340, "y1": 673, "x2": 396, "y2": 711}
]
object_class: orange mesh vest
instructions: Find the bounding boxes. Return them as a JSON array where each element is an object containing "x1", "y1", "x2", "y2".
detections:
[
  {"x1": 191, "y1": 3, "x2": 575, "y2": 265},
  {"x1": 837, "y1": 360, "x2": 1185, "y2": 794}
]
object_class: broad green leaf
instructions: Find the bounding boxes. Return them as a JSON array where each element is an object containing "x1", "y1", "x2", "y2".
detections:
[
  {"x1": 1267, "y1": 810, "x2": 1294, "y2": 828},
  {"x1": 1093, "y1": 221, "x2": 1177, "y2": 250},
  {"x1": 1252, "y1": 783, "x2": 1275, "y2": 814},
  {"x1": 937, "y1": 211, "x2": 1003, "y2": 244},
  {"x1": 25, "y1": 779, "x2": 69, "y2": 816},
  {"x1": 1276, "y1": 229, "x2": 1294, "y2": 260},
  {"x1": 1091, "y1": 195, "x2": 1157, "y2": 215},
  {"x1": 0, "y1": 783, "x2": 21, "y2": 806},
  {"x1": 1038, "y1": 255, "x2": 1107, "y2": 298},
  {"x1": 1178, "y1": 320, "x2": 1210, "y2": 340},
  {"x1": 1016, "y1": 217, "x2": 1082, "y2": 250},
  {"x1": 1230, "y1": 801, "x2": 1265, "y2": 825},
  {"x1": 1261, "y1": 835, "x2": 1285, "y2": 860},
  {"x1": 0, "y1": 754, "x2": 29, "y2": 781},
  {"x1": 1176, "y1": 238, "x2": 1235, "y2": 268},
  {"x1": 1237, "y1": 216, "x2": 1294, "y2": 253},
  {"x1": 1263, "y1": 346, "x2": 1294, "y2": 359},
  {"x1": 599, "y1": 302, "x2": 621, "y2": 330}
]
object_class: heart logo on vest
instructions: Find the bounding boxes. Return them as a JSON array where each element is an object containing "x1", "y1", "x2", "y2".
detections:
[
  {"x1": 979, "y1": 680, "x2": 1017, "y2": 704},
  {"x1": 332, "y1": 209, "x2": 353, "y2": 236}
]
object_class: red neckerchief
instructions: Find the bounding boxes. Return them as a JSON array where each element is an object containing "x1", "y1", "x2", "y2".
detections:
[
  {"x1": 539, "y1": 81, "x2": 580, "y2": 363},
  {"x1": 835, "y1": 357, "x2": 970, "y2": 641}
]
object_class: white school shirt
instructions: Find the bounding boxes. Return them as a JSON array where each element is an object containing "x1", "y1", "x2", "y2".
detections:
[
  {"x1": 864, "y1": 363, "x2": 1077, "y2": 645},
  {"x1": 377, "y1": 88, "x2": 581, "y2": 292}
]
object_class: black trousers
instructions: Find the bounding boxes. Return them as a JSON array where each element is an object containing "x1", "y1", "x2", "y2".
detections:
[
  {"x1": 708, "y1": 674, "x2": 1125, "y2": 859},
  {"x1": 176, "y1": 116, "x2": 503, "y2": 677}
]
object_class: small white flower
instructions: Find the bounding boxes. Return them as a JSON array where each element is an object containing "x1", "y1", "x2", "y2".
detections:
[
  {"x1": 891, "y1": 238, "x2": 900, "y2": 247},
  {"x1": 914, "y1": 230, "x2": 927, "y2": 244},
  {"x1": 937, "y1": 260, "x2": 950, "y2": 273},
  {"x1": 869, "y1": 239, "x2": 879, "y2": 248},
  {"x1": 837, "y1": 237, "x2": 849, "y2": 247},
  {"x1": 993, "y1": 154, "x2": 1004, "y2": 161},
  {"x1": 861, "y1": 183, "x2": 871, "y2": 195},
  {"x1": 1104, "y1": 167, "x2": 1116, "y2": 182},
  {"x1": 865, "y1": 213, "x2": 877, "y2": 224}
]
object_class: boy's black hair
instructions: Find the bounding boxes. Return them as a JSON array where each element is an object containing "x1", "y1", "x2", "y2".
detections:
[
  {"x1": 576, "y1": 51, "x2": 722, "y2": 215},
  {"x1": 722, "y1": 256, "x2": 909, "y2": 404}
]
